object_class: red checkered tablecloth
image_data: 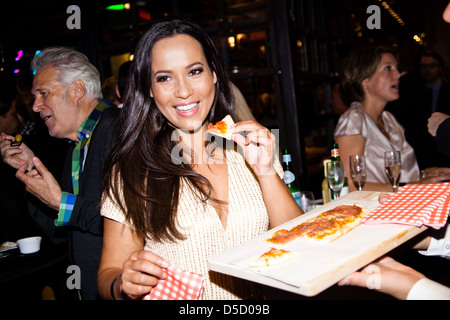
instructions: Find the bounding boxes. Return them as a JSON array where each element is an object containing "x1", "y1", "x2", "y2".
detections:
[
  {"x1": 362, "y1": 183, "x2": 450, "y2": 229},
  {"x1": 142, "y1": 267, "x2": 205, "y2": 300}
]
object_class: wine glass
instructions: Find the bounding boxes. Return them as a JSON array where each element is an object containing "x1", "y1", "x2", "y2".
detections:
[
  {"x1": 326, "y1": 161, "x2": 345, "y2": 200},
  {"x1": 384, "y1": 150, "x2": 401, "y2": 193},
  {"x1": 300, "y1": 191, "x2": 316, "y2": 212},
  {"x1": 349, "y1": 154, "x2": 367, "y2": 191}
]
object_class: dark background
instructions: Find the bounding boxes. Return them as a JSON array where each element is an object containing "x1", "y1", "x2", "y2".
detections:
[{"x1": 1, "y1": 0, "x2": 450, "y2": 197}]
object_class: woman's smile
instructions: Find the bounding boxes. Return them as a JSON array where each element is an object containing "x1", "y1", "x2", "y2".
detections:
[{"x1": 174, "y1": 101, "x2": 199, "y2": 117}]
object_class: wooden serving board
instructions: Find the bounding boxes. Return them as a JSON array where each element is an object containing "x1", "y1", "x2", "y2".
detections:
[{"x1": 209, "y1": 191, "x2": 427, "y2": 297}]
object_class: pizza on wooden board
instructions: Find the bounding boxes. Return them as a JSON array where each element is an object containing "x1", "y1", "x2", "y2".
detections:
[
  {"x1": 249, "y1": 248, "x2": 298, "y2": 267},
  {"x1": 207, "y1": 114, "x2": 234, "y2": 140},
  {"x1": 267, "y1": 204, "x2": 369, "y2": 245},
  {"x1": 248, "y1": 204, "x2": 368, "y2": 267}
]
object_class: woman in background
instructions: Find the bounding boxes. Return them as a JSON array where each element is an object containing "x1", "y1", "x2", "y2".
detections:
[{"x1": 334, "y1": 45, "x2": 450, "y2": 192}]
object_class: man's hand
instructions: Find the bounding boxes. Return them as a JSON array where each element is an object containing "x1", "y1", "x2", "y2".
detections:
[
  {"x1": 16, "y1": 157, "x2": 62, "y2": 211},
  {"x1": 428, "y1": 112, "x2": 450, "y2": 137},
  {"x1": 0, "y1": 133, "x2": 35, "y2": 171}
]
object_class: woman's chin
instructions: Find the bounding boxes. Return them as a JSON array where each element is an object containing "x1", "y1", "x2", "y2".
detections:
[{"x1": 170, "y1": 120, "x2": 206, "y2": 134}]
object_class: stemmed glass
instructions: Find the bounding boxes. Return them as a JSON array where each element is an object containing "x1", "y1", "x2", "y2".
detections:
[
  {"x1": 349, "y1": 154, "x2": 367, "y2": 191},
  {"x1": 300, "y1": 191, "x2": 316, "y2": 212},
  {"x1": 384, "y1": 150, "x2": 401, "y2": 193},
  {"x1": 326, "y1": 161, "x2": 345, "y2": 200}
]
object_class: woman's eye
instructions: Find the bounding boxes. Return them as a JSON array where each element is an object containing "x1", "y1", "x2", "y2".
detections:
[
  {"x1": 190, "y1": 68, "x2": 203, "y2": 76},
  {"x1": 156, "y1": 75, "x2": 169, "y2": 82}
]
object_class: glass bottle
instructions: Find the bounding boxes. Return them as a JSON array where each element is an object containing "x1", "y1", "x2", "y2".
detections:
[
  {"x1": 331, "y1": 143, "x2": 340, "y2": 162},
  {"x1": 322, "y1": 159, "x2": 331, "y2": 203},
  {"x1": 330, "y1": 144, "x2": 349, "y2": 199},
  {"x1": 282, "y1": 149, "x2": 302, "y2": 208}
]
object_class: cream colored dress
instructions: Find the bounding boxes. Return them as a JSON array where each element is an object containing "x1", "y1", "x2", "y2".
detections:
[
  {"x1": 101, "y1": 147, "x2": 284, "y2": 300},
  {"x1": 334, "y1": 102, "x2": 420, "y2": 184}
]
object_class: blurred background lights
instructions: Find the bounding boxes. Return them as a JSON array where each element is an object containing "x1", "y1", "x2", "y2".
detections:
[
  {"x1": 15, "y1": 50, "x2": 23, "y2": 61},
  {"x1": 378, "y1": 0, "x2": 405, "y2": 26},
  {"x1": 413, "y1": 33, "x2": 426, "y2": 45},
  {"x1": 106, "y1": 3, "x2": 130, "y2": 10},
  {"x1": 228, "y1": 36, "x2": 236, "y2": 48}
]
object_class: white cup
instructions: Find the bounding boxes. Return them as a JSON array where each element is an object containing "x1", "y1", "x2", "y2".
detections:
[{"x1": 17, "y1": 236, "x2": 42, "y2": 254}]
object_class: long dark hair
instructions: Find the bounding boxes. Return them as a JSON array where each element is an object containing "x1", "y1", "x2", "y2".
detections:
[{"x1": 103, "y1": 19, "x2": 235, "y2": 242}]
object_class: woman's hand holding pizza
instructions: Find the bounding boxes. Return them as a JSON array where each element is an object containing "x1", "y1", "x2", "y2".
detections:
[
  {"x1": 231, "y1": 120, "x2": 277, "y2": 178},
  {"x1": 227, "y1": 119, "x2": 302, "y2": 227}
]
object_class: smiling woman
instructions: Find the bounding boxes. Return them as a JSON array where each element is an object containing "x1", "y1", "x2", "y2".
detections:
[{"x1": 97, "y1": 18, "x2": 303, "y2": 300}]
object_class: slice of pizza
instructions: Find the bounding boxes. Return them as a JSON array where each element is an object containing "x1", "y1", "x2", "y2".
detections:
[
  {"x1": 265, "y1": 229, "x2": 296, "y2": 245},
  {"x1": 266, "y1": 204, "x2": 369, "y2": 245},
  {"x1": 249, "y1": 248, "x2": 298, "y2": 267},
  {"x1": 266, "y1": 221, "x2": 316, "y2": 245},
  {"x1": 207, "y1": 114, "x2": 234, "y2": 140},
  {"x1": 302, "y1": 215, "x2": 344, "y2": 243}
]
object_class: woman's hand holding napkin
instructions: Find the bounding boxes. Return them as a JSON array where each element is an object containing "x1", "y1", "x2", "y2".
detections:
[{"x1": 142, "y1": 267, "x2": 204, "y2": 300}]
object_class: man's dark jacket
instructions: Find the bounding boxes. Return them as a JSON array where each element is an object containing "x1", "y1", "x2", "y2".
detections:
[{"x1": 28, "y1": 106, "x2": 120, "y2": 299}]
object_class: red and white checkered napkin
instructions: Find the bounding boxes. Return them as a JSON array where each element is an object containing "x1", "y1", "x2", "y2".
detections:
[
  {"x1": 363, "y1": 183, "x2": 450, "y2": 229},
  {"x1": 142, "y1": 267, "x2": 205, "y2": 300}
]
